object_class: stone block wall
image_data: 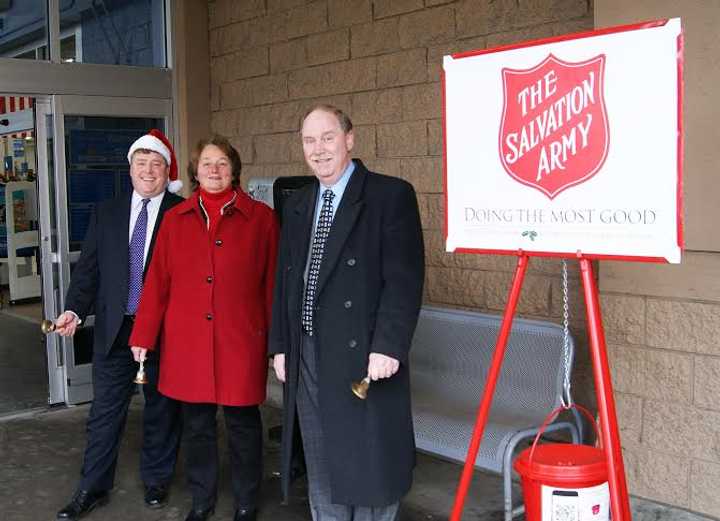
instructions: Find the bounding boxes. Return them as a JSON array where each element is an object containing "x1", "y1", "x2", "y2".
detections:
[
  {"x1": 207, "y1": 0, "x2": 720, "y2": 517},
  {"x1": 591, "y1": 1, "x2": 720, "y2": 515},
  {"x1": 600, "y1": 260, "x2": 720, "y2": 517},
  {"x1": 202, "y1": 0, "x2": 720, "y2": 517},
  {"x1": 207, "y1": 0, "x2": 592, "y2": 343}
]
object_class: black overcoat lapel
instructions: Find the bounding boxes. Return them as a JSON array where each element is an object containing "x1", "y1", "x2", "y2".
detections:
[
  {"x1": 288, "y1": 183, "x2": 317, "y2": 270},
  {"x1": 112, "y1": 194, "x2": 132, "y2": 299},
  {"x1": 315, "y1": 164, "x2": 366, "y2": 298}
]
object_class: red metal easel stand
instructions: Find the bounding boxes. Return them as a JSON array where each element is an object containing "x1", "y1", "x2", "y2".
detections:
[
  {"x1": 449, "y1": 255, "x2": 632, "y2": 521},
  {"x1": 579, "y1": 258, "x2": 632, "y2": 521}
]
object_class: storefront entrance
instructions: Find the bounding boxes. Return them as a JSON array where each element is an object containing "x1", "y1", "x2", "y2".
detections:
[
  {"x1": 0, "y1": 93, "x2": 171, "y2": 414},
  {"x1": 0, "y1": 0, "x2": 174, "y2": 415},
  {"x1": 0, "y1": 95, "x2": 45, "y2": 414}
]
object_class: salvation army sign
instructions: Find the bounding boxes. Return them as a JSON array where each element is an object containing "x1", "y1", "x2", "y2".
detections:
[
  {"x1": 443, "y1": 19, "x2": 683, "y2": 262},
  {"x1": 500, "y1": 54, "x2": 608, "y2": 199}
]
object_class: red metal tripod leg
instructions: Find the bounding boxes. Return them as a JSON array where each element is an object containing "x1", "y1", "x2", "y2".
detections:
[
  {"x1": 579, "y1": 258, "x2": 632, "y2": 521},
  {"x1": 450, "y1": 254, "x2": 529, "y2": 521}
]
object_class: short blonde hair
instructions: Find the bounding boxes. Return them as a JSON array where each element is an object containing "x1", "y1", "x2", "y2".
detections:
[{"x1": 301, "y1": 103, "x2": 353, "y2": 133}]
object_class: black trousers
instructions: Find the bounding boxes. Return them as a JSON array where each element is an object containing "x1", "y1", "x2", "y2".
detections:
[
  {"x1": 79, "y1": 316, "x2": 182, "y2": 493},
  {"x1": 183, "y1": 402, "x2": 263, "y2": 510}
]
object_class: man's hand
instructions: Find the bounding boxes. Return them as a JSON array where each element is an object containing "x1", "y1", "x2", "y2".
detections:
[
  {"x1": 367, "y1": 353, "x2": 400, "y2": 381},
  {"x1": 131, "y1": 347, "x2": 147, "y2": 363},
  {"x1": 273, "y1": 354, "x2": 286, "y2": 383},
  {"x1": 54, "y1": 311, "x2": 79, "y2": 337}
]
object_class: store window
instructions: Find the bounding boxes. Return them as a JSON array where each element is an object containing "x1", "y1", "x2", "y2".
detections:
[
  {"x1": 0, "y1": 0, "x2": 166, "y2": 67},
  {"x1": 0, "y1": 0, "x2": 48, "y2": 60},
  {"x1": 4, "y1": 30, "x2": 79, "y2": 63},
  {"x1": 0, "y1": 95, "x2": 40, "y2": 312},
  {"x1": 60, "y1": 0, "x2": 166, "y2": 67},
  {"x1": 0, "y1": 96, "x2": 36, "y2": 183},
  {"x1": 63, "y1": 115, "x2": 163, "y2": 250}
]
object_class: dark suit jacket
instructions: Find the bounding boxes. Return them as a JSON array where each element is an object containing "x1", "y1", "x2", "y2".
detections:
[
  {"x1": 269, "y1": 159, "x2": 425, "y2": 506},
  {"x1": 65, "y1": 191, "x2": 184, "y2": 355}
]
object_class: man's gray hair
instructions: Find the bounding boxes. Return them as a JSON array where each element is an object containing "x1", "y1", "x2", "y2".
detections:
[{"x1": 301, "y1": 103, "x2": 353, "y2": 133}]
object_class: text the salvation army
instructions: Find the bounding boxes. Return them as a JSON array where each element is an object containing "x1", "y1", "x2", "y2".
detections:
[{"x1": 504, "y1": 69, "x2": 596, "y2": 181}]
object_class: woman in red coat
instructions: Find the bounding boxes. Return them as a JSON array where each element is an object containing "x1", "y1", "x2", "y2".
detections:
[{"x1": 129, "y1": 136, "x2": 279, "y2": 521}]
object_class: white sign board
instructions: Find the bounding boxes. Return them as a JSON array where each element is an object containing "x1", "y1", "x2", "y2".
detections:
[{"x1": 444, "y1": 19, "x2": 683, "y2": 263}]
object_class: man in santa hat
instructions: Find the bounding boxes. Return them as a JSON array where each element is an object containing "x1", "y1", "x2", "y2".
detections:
[{"x1": 52, "y1": 130, "x2": 184, "y2": 520}]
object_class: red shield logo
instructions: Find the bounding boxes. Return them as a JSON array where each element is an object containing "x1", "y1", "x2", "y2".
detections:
[{"x1": 499, "y1": 54, "x2": 609, "y2": 199}]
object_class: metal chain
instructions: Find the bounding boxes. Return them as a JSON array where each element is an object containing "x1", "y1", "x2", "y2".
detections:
[{"x1": 561, "y1": 259, "x2": 573, "y2": 407}]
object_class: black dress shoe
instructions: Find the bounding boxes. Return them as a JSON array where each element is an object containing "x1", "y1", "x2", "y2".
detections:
[
  {"x1": 234, "y1": 507, "x2": 257, "y2": 521},
  {"x1": 185, "y1": 506, "x2": 215, "y2": 521},
  {"x1": 56, "y1": 490, "x2": 109, "y2": 520},
  {"x1": 144, "y1": 484, "x2": 169, "y2": 509}
]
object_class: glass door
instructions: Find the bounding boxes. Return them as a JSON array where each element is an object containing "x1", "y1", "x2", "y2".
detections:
[
  {"x1": 0, "y1": 94, "x2": 46, "y2": 415},
  {"x1": 37, "y1": 95, "x2": 172, "y2": 405}
]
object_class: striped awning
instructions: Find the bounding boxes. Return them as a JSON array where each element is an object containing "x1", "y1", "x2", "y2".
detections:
[{"x1": 0, "y1": 96, "x2": 35, "y2": 139}]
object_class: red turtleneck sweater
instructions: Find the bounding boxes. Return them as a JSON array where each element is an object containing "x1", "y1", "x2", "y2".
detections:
[{"x1": 199, "y1": 187, "x2": 235, "y2": 237}]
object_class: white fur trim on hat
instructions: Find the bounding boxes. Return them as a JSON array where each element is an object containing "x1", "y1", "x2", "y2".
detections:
[
  {"x1": 167, "y1": 179, "x2": 183, "y2": 193},
  {"x1": 127, "y1": 135, "x2": 171, "y2": 166}
]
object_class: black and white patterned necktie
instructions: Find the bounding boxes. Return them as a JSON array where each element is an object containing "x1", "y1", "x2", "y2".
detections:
[{"x1": 302, "y1": 189, "x2": 335, "y2": 335}]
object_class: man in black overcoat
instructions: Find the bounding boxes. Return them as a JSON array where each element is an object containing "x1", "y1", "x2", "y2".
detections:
[
  {"x1": 269, "y1": 104, "x2": 425, "y2": 521},
  {"x1": 53, "y1": 130, "x2": 184, "y2": 520}
]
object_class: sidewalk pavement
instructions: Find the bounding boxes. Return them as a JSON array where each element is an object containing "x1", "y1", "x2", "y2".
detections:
[{"x1": 0, "y1": 400, "x2": 712, "y2": 521}]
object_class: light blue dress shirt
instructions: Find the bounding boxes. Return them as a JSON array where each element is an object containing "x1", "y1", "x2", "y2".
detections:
[
  {"x1": 311, "y1": 159, "x2": 355, "y2": 228},
  {"x1": 304, "y1": 160, "x2": 356, "y2": 282}
]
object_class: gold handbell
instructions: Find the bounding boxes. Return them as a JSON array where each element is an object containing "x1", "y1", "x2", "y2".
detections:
[
  {"x1": 134, "y1": 359, "x2": 148, "y2": 385},
  {"x1": 41, "y1": 320, "x2": 56, "y2": 334},
  {"x1": 351, "y1": 376, "x2": 371, "y2": 400}
]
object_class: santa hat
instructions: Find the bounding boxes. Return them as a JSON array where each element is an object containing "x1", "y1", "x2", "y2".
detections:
[{"x1": 127, "y1": 129, "x2": 183, "y2": 193}]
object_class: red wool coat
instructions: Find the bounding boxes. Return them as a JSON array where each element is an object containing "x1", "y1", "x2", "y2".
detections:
[{"x1": 129, "y1": 189, "x2": 279, "y2": 406}]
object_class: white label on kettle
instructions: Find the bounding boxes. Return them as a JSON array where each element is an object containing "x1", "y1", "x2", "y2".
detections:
[{"x1": 541, "y1": 482, "x2": 609, "y2": 521}]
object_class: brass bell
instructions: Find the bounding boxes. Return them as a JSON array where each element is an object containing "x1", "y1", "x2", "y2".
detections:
[
  {"x1": 134, "y1": 359, "x2": 148, "y2": 385},
  {"x1": 41, "y1": 319, "x2": 56, "y2": 334},
  {"x1": 351, "y1": 376, "x2": 371, "y2": 400}
]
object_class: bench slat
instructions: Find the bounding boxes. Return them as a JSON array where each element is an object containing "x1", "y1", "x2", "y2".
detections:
[{"x1": 410, "y1": 306, "x2": 574, "y2": 473}]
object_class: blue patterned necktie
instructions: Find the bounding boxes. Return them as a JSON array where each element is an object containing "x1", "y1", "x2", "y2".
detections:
[
  {"x1": 302, "y1": 189, "x2": 335, "y2": 335},
  {"x1": 127, "y1": 198, "x2": 150, "y2": 314}
]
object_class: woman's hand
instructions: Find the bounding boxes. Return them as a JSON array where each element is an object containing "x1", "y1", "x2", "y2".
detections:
[{"x1": 273, "y1": 354, "x2": 286, "y2": 383}]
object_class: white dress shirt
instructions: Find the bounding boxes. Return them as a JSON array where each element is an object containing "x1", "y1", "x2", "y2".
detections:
[{"x1": 129, "y1": 190, "x2": 166, "y2": 269}]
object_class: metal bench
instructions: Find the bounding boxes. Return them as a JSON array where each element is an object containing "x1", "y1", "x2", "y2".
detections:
[{"x1": 410, "y1": 306, "x2": 580, "y2": 521}]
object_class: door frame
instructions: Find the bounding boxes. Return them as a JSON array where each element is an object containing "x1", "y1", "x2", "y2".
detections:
[
  {"x1": 34, "y1": 96, "x2": 64, "y2": 405},
  {"x1": 37, "y1": 95, "x2": 172, "y2": 404}
]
